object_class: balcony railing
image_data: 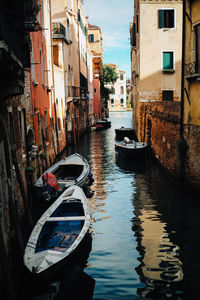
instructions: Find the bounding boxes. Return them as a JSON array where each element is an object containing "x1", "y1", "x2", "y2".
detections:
[
  {"x1": 52, "y1": 22, "x2": 66, "y2": 37},
  {"x1": 185, "y1": 61, "x2": 200, "y2": 77},
  {"x1": 66, "y1": 86, "x2": 88, "y2": 99}
]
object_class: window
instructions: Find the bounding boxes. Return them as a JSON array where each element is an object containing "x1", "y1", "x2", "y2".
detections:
[
  {"x1": 136, "y1": 15, "x2": 139, "y2": 33},
  {"x1": 158, "y1": 9, "x2": 175, "y2": 29},
  {"x1": 45, "y1": 110, "x2": 48, "y2": 141},
  {"x1": 53, "y1": 45, "x2": 59, "y2": 67},
  {"x1": 120, "y1": 98, "x2": 124, "y2": 104},
  {"x1": 40, "y1": 49, "x2": 44, "y2": 84},
  {"x1": 120, "y1": 86, "x2": 124, "y2": 94},
  {"x1": 111, "y1": 87, "x2": 115, "y2": 94},
  {"x1": 120, "y1": 74, "x2": 123, "y2": 81},
  {"x1": 162, "y1": 90, "x2": 174, "y2": 101},
  {"x1": 195, "y1": 24, "x2": 200, "y2": 73},
  {"x1": 111, "y1": 99, "x2": 114, "y2": 104},
  {"x1": 89, "y1": 34, "x2": 94, "y2": 43},
  {"x1": 94, "y1": 88, "x2": 96, "y2": 94},
  {"x1": 66, "y1": 18, "x2": 71, "y2": 40},
  {"x1": 163, "y1": 51, "x2": 174, "y2": 71},
  {"x1": 67, "y1": 0, "x2": 73, "y2": 10}
]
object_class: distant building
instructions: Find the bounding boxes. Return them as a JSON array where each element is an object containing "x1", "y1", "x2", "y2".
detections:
[
  {"x1": 126, "y1": 79, "x2": 132, "y2": 110},
  {"x1": 87, "y1": 23, "x2": 104, "y2": 120},
  {"x1": 107, "y1": 64, "x2": 127, "y2": 111}
]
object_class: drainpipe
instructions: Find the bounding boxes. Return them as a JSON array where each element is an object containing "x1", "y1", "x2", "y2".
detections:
[
  {"x1": 178, "y1": 0, "x2": 188, "y2": 181},
  {"x1": 180, "y1": 0, "x2": 186, "y2": 138}
]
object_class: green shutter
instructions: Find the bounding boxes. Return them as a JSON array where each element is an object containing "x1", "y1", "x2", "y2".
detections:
[
  {"x1": 158, "y1": 10, "x2": 164, "y2": 28},
  {"x1": 163, "y1": 52, "x2": 173, "y2": 70}
]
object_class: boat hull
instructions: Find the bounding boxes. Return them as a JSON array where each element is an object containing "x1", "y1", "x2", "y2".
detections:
[
  {"x1": 115, "y1": 142, "x2": 148, "y2": 160},
  {"x1": 35, "y1": 153, "x2": 90, "y2": 200},
  {"x1": 24, "y1": 185, "x2": 91, "y2": 280},
  {"x1": 115, "y1": 127, "x2": 138, "y2": 141},
  {"x1": 96, "y1": 120, "x2": 111, "y2": 128}
]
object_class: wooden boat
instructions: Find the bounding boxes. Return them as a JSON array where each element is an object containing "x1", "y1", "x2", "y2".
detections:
[
  {"x1": 115, "y1": 137, "x2": 148, "y2": 160},
  {"x1": 24, "y1": 185, "x2": 91, "y2": 279},
  {"x1": 35, "y1": 153, "x2": 90, "y2": 199},
  {"x1": 96, "y1": 119, "x2": 111, "y2": 128},
  {"x1": 91, "y1": 124, "x2": 105, "y2": 131},
  {"x1": 115, "y1": 127, "x2": 138, "y2": 141}
]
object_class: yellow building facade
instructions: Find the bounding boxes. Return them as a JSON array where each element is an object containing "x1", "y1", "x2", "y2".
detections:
[{"x1": 184, "y1": 0, "x2": 200, "y2": 125}]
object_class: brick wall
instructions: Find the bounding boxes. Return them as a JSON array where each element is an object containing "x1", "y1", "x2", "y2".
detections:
[
  {"x1": 138, "y1": 101, "x2": 181, "y2": 178},
  {"x1": 137, "y1": 101, "x2": 200, "y2": 190},
  {"x1": 184, "y1": 125, "x2": 200, "y2": 190}
]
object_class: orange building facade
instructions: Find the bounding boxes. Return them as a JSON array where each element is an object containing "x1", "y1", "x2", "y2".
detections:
[{"x1": 88, "y1": 24, "x2": 104, "y2": 120}]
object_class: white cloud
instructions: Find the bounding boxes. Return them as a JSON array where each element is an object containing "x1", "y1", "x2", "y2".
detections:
[{"x1": 83, "y1": 0, "x2": 133, "y2": 78}]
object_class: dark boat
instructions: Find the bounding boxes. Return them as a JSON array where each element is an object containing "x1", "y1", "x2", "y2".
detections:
[
  {"x1": 96, "y1": 119, "x2": 111, "y2": 128},
  {"x1": 115, "y1": 137, "x2": 148, "y2": 160},
  {"x1": 91, "y1": 124, "x2": 105, "y2": 131},
  {"x1": 115, "y1": 127, "x2": 138, "y2": 141}
]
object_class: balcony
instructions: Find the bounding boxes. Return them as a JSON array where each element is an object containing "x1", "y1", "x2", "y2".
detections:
[
  {"x1": 52, "y1": 22, "x2": 66, "y2": 37},
  {"x1": 185, "y1": 61, "x2": 200, "y2": 80},
  {"x1": 66, "y1": 86, "x2": 88, "y2": 99},
  {"x1": 52, "y1": 23, "x2": 72, "y2": 44},
  {"x1": 0, "y1": 46, "x2": 24, "y2": 98}
]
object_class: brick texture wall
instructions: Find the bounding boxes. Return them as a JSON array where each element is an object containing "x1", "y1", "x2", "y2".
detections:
[
  {"x1": 184, "y1": 125, "x2": 200, "y2": 190},
  {"x1": 138, "y1": 101, "x2": 181, "y2": 178},
  {"x1": 137, "y1": 101, "x2": 200, "y2": 190}
]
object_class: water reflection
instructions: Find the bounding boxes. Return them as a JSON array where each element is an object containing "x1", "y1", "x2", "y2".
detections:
[
  {"x1": 133, "y1": 159, "x2": 200, "y2": 298},
  {"x1": 64, "y1": 111, "x2": 200, "y2": 299}
]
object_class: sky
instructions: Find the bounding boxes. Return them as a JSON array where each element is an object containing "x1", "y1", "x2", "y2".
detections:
[{"x1": 83, "y1": 0, "x2": 134, "y2": 79}]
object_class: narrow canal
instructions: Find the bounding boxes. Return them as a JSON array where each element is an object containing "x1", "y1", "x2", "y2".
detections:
[
  {"x1": 24, "y1": 111, "x2": 200, "y2": 299},
  {"x1": 70, "y1": 111, "x2": 200, "y2": 299}
]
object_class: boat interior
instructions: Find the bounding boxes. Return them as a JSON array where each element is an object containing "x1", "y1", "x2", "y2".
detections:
[
  {"x1": 35, "y1": 201, "x2": 85, "y2": 253},
  {"x1": 52, "y1": 164, "x2": 84, "y2": 180}
]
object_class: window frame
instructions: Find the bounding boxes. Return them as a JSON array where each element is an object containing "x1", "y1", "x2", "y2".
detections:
[{"x1": 158, "y1": 8, "x2": 175, "y2": 29}]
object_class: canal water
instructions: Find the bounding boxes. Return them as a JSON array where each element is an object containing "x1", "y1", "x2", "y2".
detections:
[
  {"x1": 68, "y1": 111, "x2": 200, "y2": 299},
  {"x1": 24, "y1": 111, "x2": 200, "y2": 299}
]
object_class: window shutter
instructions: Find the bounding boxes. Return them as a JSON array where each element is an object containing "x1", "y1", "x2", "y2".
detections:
[
  {"x1": 170, "y1": 10, "x2": 175, "y2": 28},
  {"x1": 163, "y1": 52, "x2": 170, "y2": 69},
  {"x1": 163, "y1": 52, "x2": 173, "y2": 69},
  {"x1": 158, "y1": 10, "x2": 164, "y2": 28}
]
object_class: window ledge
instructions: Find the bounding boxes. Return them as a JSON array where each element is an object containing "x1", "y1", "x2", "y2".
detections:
[{"x1": 162, "y1": 69, "x2": 175, "y2": 74}]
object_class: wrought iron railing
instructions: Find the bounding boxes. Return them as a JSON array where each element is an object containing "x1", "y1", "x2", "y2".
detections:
[
  {"x1": 52, "y1": 22, "x2": 66, "y2": 37},
  {"x1": 185, "y1": 61, "x2": 200, "y2": 76}
]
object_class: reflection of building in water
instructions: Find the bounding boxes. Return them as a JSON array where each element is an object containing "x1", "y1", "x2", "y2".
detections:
[
  {"x1": 132, "y1": 175, "x2": 183, "y2": 298},
  {"x1": 89, "y1": 133, "x2": 108, "y2": 213}
]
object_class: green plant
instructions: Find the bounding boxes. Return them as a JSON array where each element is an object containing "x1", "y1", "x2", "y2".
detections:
[
  {"x1": 162, "y1": 69, "x2": 175, "y2": 73},
  {"x1": 103, "y1": 64, "x2": 118, "y2": 84},
  {"x1": 40, "y1": 152, "x2": 47, "y2": 160},
  {"x1": 25, "y1": 165, "x2": 35, "y2": 173}
]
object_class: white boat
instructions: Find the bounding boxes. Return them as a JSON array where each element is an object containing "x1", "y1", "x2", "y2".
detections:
[
  {"x1": 115, "y1": 137, "x2": 148, "y2": 160},
  {"x1": 24, "y1": 185, "x2": 91, "y2": 278},
  {"x1": 35, "y1": 153, "x2": 90, "y2": 199}
]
